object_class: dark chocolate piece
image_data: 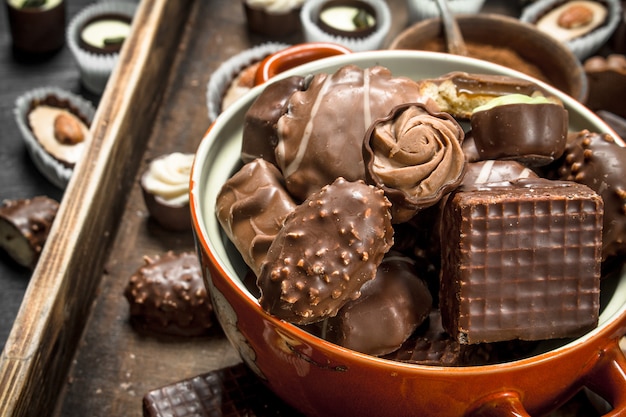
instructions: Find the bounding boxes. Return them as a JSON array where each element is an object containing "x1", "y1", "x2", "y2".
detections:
[
  {"x1": 216, "y1": 159, "x2": 297, "y2": 276},
  {"x1": 323, "y1": 251, "x2": 432, "y2": 356},
  {"x1": 242, "y1": 1, "x2": 302, "y2": 37},
  {"x1": 124, "y1": 251, "x2": 214, "y2": 337},
  {"x1": 258, "y1": 177, "x2": 393, "y2": 325},
  {"x1": 584, "y1": 54, "x2": 626, "y2": 119},
  {"x1": 143, "y1": 363, "x2": 303, "y2": 417},
  {"x1": 470, "y1": 100, "x2": 568, "y2": 166},
  {"x1": 440, "y1": 178, "x2": 603, "y2": 344},
  {"x1": 0, "y1": 196, "x2": 59, "y2": 268},
  {"x1": 275, "y1": 64, "x2": 422, "y2": 201},
  {"x1": 242, "y1": 76, "x2": 305, "y2": 166},
  {"x1": 363, "y1": 102, "x2": 466, "y2": 223},
  {"x1": 6, "y1": 0, "x2": 66, "y2": 55},
  {"x1": 550, "y1": 130, "x2": 626, "y2": 261}
]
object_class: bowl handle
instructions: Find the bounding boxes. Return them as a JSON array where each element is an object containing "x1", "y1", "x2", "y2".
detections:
[
  {"x1": 254, "y1": 42, "x2": 352, "y2": 86},
  {"x1": 464, "y1": 392, "x2": 531, "y2": 417},
  {"x1": 581, "y1": 338, "x2": 626, "y2": 416}
]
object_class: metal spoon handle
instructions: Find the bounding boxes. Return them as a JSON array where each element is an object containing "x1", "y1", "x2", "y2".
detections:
[{"x1": 436, "y1": 0, "x2": 468, "y2": 56}]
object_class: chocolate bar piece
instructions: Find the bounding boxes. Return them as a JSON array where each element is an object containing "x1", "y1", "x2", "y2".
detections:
[
  {"x1": 440, "y1": 178, "x2": 603, "y2": 344},
  {"x1": 143, "y1": 363, "x2": 303, "y2": 417}
]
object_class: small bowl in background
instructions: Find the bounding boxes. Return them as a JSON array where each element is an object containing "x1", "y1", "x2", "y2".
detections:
[{"x1": 389, "y1": 13, "x2": 587, "y2": 103}]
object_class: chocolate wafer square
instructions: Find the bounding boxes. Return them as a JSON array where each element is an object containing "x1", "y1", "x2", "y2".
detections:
[{"x1": 439, "y1": 179, "x2": 603, "y2": 344}]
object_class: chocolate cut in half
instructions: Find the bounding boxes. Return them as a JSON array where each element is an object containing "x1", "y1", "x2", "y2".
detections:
[{"x1": 470, "y1": 93, "x2": 568, "y2": 167}]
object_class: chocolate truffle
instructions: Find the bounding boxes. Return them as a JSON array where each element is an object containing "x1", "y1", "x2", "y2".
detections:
[
  {"x1": 6, "y1": 0, "x2": 66, "y2": 56},
  {"x1": 440, "y1": 178, "x2": 603, "y2": 344},
  {"x1": 141, "y1": 152, "x2": 195, "y2": 232},
  {"x1": 323, "y1": 251, "x2": 432, "y2": 356},
  {"x1": 363, "y1": 102, "x2": 466, "y2": 223},
  {"x1": 124, "y1": 251, "x2": 214, "y2": 337},
  {"x1": 551, "y1": 130, "x2": 626, "y2": 261},
  {"x1": 533, "y1": 0, "x2": 608, "y2": 43},
  {"x1": 257, "y1": 177, "x2": 393, "y2": 325},
  {"x1": 242, "y1": 75, "x2": 306, "y2": 166},
  {"x1": 216, "y1": 158, "x2": 297, "y2": 276},
  {"x1": 470, "y1": 94, "x2": 568, "y2": 166},
  {"x1": 0, "y1": 196, "x2": 58, "y2": 269},
  {"x1": 275, "y1": 64, "x2": 422, "y2": 201}
]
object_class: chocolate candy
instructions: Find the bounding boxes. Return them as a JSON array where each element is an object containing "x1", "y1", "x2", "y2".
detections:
[
  {"x1": 323, "y1": 251, "x2": 432, "y2": 356},
  {"x1": 363, "y1": 102, "x2": 466, "y2": 223},
  {"x1": 440, "y1": 178, "x2": 603, "y2": 344},
  {"x1": 143, "y1": 363, "x2": 302, "y2": 417},
  {"x1": 258, "y1": 177, "x2": 393, "y2": 324},
  {"x1": 275, "y1": 64, "x2": 422, "y2": 201},
  {"x1": 416, "y1": 71, "x2": 556, "y2": 120},
  {"x1": 242, "y1": 75, "x2": 305, "y2": 166},
  {"x1": 550, "y1": 130, "x2": 626, "y2": 261},
  {"x1": 0, "y1": 196, "x2": 59, "y2": 269},
  {"x1": 470, "y1": 94, "x2": 568, "y2": 166},
  {"x1": 124, "y1": 251, "x2": 214, "y2": 337},
  {"x1": 216, "y1": 159, "x2": 297, "y2": 276}
]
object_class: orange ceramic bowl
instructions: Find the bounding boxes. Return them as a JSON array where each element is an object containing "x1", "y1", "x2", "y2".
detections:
[{"x1": 190, "y1": 50, "x2": 626, "y2": 417}]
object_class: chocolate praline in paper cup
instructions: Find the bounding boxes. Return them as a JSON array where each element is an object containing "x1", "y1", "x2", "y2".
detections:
[
  {"x1": 206, "y1": 42, "x2": 290, "y2": 123},
  {"x1": 242, "y1": 0, "x2": 303, "y2": 37},
  {"x1": 300, "y1": 0, "x2": 391, "y2": 52},
  {"x1": 66, "y1": 1, "x2": 137, "y2": 94},
  {"x1": 13, "y1": 86, "x2": 96, "y2": 189},
  {"x1": 405, "y1": 0, "x2": 485, "y2": 23}
]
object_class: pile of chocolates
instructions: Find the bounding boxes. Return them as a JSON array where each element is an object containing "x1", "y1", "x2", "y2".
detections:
[{"x1": 215, "y1": 64, "x2": 626, "y2": 366}]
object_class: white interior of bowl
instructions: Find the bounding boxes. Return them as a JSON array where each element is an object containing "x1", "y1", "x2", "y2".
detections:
[{"x1": 192, "y1": 50, "x2": 626, "y2": 361}]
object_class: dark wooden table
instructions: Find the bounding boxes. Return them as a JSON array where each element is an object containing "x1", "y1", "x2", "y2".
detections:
[{"x1": 0, "y1": 0, "x2": 103, "y2": 353}]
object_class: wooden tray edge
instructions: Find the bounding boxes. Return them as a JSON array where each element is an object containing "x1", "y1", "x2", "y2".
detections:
[{"x1": 0, "y1": 1, "x2": 196, "y2": 415}]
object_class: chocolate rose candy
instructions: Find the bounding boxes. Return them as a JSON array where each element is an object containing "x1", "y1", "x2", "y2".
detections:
[
  {"x1": 275, "y1": 64, "x2": 422, "y2": 201},
  {"x1": 470, "y1": 94, "x2": 568, "y2": 167},
  {"x1": 258, "y1": 177, "x2": 393, "y2": 324},
  {"x1": 363, "y1": 102, "x2": 465, "y2": 223},
  {"x1": 552, "y1": 130, "x2": 626, "y2": 261},
  {"x1": 323, "y1": 251, "x2": 432, "y2": 356},
  {"x1": 216, "y1": 159, "x2": 297, "y2": 276}
]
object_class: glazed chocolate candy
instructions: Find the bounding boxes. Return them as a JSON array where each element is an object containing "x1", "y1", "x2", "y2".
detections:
[
  {"x1": 0, "y1": 195, "x2": 59, "y2": 269},
  {"x1": 242, "y1": 75, "x2": 305, "y2": 166},
  {"x1": 216, "y1": 159, "x2": 297, "y2": 276},
  {"x1": 143, "y1": 363, "x2": 302, "y2": 416},
  {"x1": 470, "y1": 94, "x2": 568, "y2": 166},
  {"x1": 258, "y1": 177, "x2": 393, "y2": 325},
  {"x1": 363, "y1": 102, "x2": 466, "y2": 223},
  {"x1": 323, "y1": 251, "x2": 432, "y2": 356},
  {"x1": 551, "y1": 130, "x2": 626, "y2": 261},
  {"x1": 124, "y1": 251, "x2": 214, "y2": 337},
  {"x1": 440, "y1": 178, "x2": 603, "y2": 344},
  {"x1": 275, "y1": 64, "x2": 422, "y2": 201}
]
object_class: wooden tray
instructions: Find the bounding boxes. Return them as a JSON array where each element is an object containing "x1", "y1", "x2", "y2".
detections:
[{"x1": 0, "y1": 0, "x2": 604, "y2": 415}]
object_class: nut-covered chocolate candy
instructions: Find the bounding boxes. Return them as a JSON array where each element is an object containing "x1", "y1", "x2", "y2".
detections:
[
  {"x1": 0, "y1": 196, "x2": 58, "y2": 269},
  {"x1": 216, "y1": 159, "x2": 297, "y2": 276},
  {"x1": 470, "y1": 94, "x2": 568, "y2": 166},
  {"x1": 275, "y1": 64, "x2": 422, "y2": 201},
  {"x1": 323, "y1": 251, "x2": 432, "y2": 356},
  {"x1": 363, "y1": 102, "x2": 465, "y2": 223},
  {"x1": 258, "y1": 177, "x2": 393, "y2": 325},
  {"x1": 440, "y1": 178, "x2": 603, "y2": 344},
  {"x1": 124, "y1": 251, "x2": 214, "y2": 337},
  {"x1": 551, "y1": 130, "x2": 626, "y2": 260},
  {"x1": 242, "y1": 75, "x2": 306, "y2": 166}
]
